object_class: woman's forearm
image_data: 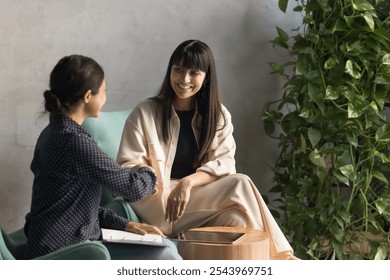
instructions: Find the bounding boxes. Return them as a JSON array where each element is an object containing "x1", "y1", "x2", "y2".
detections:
[{"x1": 180, "y1": 171, "x2": 219, "y2": 190}]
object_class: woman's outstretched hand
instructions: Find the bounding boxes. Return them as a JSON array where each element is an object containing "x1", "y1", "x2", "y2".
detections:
[
  {"x1": 125, "y1": 221, "x2": 164, "y2": 236},
  {"x1": 165, "y1": 179, "x2": 192, "y2": 224},
  {"x1": 131, "y1": 163, "x2": 156, "y2": 174}
]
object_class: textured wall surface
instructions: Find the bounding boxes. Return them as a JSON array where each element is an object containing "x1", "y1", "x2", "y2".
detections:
[{"x1": 0, "y1": 0, "x2": 300, "y2": 232}]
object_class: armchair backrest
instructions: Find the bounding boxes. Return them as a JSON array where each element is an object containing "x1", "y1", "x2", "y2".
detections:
[
  {"x1": 82, "y1": 109, "x2": 132, "y2": 160},
  {"x1": 82, "y1": 109, "x2": 132, "y2": 206},
  {"x1": 0, "y1": 229, "x2": 16, "y2": 260}
]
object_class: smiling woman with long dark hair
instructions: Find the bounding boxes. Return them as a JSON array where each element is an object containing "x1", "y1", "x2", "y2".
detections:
[{"x1": 117, "y1": 40, "x2": 294, "y2": 259}]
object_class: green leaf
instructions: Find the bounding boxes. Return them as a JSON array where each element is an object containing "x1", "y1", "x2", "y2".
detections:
[
  {"x1": 309, "y1": 150, "x2": 326, "y2": 168},
  {"x1": 308, "y1": 127, "x2": 321, "y2": 148},
  {"x1": 339, "y1": 210, "x2": 351, "y2": 224},
  {"x1": 351, "y1": 0, "x2": 375, "y2": 11},
  {"x1": 316, "y1": 0, "x2": 331, "y2": 12},
  {"x1": 333, "y1": 19, "x2": 348, "y2": 33},
  {"x1": 374, "y1": 150, "x2": 390, "y2": 163},
  {"x1": 339, "y1": 164, "x2": 355, "y2": 180},
  {"x1": 348, "y1": 103, "x2": 363, "y2": 118},
  {"x1": 293, "y1": 5, "x2": 303, "y2": 12},
  {"x1": 375, "y1": 124, "x2": 390, "y2": 143},
  {"x1": 299, "y1": 133, "x2": 307, "y2": 152},
  {"x1": 319, "y1": 142, "x2": 335, "y2": 154},
  {"x1": 375, "y1": 194, "x2": 390, "y2": 213},
  {"x1": 345, "y1": 60, "x2": 362, "y2": 79},
  {"x1": 374, "y1": 75, "x2": 390, "y2": 84},
  {"x1": 383, "y1": 54, "x2": 390, "y2": 65},
  {"x1": 276, "y1": 26, "x2": 289, "y2": 43},
  {"x1": 374, "y1": 247, "x2": 387, "y2": 260},
  {"x1": 374, "y1": 91, "x2": 386, "y2": 109},
  {"x1": 295, "y1": 60, "x2": 306, "y2": 75},
  {"x1": 278, "y1": 0, "x2": 288, "y2": 13},
  {"x1": 346, "y1": 127, "x2": 359, "y2": 147},
  {"x1": 378, "y1": 64, "x2": 390, "y2": 77},
  {"x1": 305, "y1": 70, "x2": 321, "y2": 83},
  {"x1": 305, "y1": 208, "x2": 315, "y2": 219},
  {"x1": 372, "y1": 170, "x2": 388, "y2": 184},
  {"x1": 334, "y1": 171, "x2": 350, "y2": 186},
  {"x1": 337, "y1": 151, "x2": 353, "y2": 166},
  {"x1": 338, "y1": 86, "x2": 354, "y2": 101},
  {"x1": 343, "y1": 15, "x2": 356, "y2": 28},
  {"x1": 334, "y1": 216, "x2": 344, "y2": 229},
  {"x1": 362, "y1": 12, "x2": 375, "y2": 31},
  {"x1": 372, "y1": 29, "x2": 390, "y2": 46},
  {"x1": 308, "y1": 83, "x2": 325, "y2": 113},
  {"x1": 346, "y1": 41, "x2": 365, "y2": 54},
  {"x1": 330, "y1": 224, "x2": 345, "y2": 243},
  {"x1": 309, "y1": 33, "x2": 320, "y2": 44},
  {"x1": 325, "y1": 85, "x2": 339, "y2": 100},
  {"x1": 369, "y1": 101, "x2": 379, "y2": 115},
  {"x1": 375, "y1": 200, "x2": 387, "y2": 215},
  {"x1": 268, "y1": 62, "x2": 285, "y2": 76},
  {"x1": 324, "y1": 57, "x2": 338, "y2": 70}
]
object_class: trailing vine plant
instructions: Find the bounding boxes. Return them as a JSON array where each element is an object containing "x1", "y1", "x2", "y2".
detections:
[{"x1": 263, "y1": 0, "x2": 390, "y2": 259}]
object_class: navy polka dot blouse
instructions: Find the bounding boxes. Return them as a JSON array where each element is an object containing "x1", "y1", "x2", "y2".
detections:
[{"x1": 24, "y1": 114, "x2": 156, "y2": 259}]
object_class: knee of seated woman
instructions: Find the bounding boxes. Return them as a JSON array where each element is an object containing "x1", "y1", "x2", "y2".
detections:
[
  {"x1": 227, "y1": 173, "x2": 251, "y2": 184},
  {"x1": 209, "y1": 209, "x2": 248, "y2": 228}
]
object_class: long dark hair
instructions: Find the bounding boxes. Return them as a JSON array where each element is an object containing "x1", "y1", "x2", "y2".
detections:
[
  {"x1": 43, "y1": 55, "x2": 104, "y2": 114},
  {"x1": 153, "y1": 39, "x2": 226, "y2": 165}
]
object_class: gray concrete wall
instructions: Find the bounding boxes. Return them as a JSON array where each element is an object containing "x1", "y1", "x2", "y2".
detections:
[{"x1": 0, "y1": 0, "x2": 300, "y2": 232}]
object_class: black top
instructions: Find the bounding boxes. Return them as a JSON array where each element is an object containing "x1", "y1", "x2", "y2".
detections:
[
  {"x1": 24, "y1": 114, "x2": 156, "y2": 259},
  {"x1": 171, "y1": 110, "x2": 198, "y2": 179}
]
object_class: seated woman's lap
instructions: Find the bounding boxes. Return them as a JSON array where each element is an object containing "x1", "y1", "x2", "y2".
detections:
[{"x1": 171, "y1": 173, "x2": 264, "y2": 234}]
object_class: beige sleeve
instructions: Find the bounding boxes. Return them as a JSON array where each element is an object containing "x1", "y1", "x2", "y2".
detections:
[{"x1": 116, "y1": 110, "x2": 149, "y2": 169}]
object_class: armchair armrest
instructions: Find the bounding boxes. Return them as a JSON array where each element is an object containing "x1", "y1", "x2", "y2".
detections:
[{"x1": 35, "y1": 241, "x2": 111, "y2": 260}]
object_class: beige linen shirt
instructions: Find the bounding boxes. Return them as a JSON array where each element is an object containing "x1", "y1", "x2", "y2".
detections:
[
  {"x1": 117, "y1": 98, "x2": 236, "y2": 191},
  {"x1": 117, "y1": 99, "x2": 236, "y2": 233}
]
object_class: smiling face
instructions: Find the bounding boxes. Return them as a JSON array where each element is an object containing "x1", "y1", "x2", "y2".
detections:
[{"x1": 170, "y1": 64, "x2": 206, "y2": 110}]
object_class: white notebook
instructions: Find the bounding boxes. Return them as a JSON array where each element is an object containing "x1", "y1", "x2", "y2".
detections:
[{"x1": 101, "y1": 228, "x2": 166, "y2": 247}]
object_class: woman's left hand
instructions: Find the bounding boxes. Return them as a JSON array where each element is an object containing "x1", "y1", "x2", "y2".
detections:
[{"x1": 165, "y1": 179, "x2": 192, "y2": 224}]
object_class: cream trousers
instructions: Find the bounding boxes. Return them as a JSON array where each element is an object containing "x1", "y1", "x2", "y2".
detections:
[{"x1": 130, "y1": 173, "x2": 293, "y2": 259}]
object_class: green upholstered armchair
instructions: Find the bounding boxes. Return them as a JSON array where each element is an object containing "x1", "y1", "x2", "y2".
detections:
[
  {"x1": 0, "y1": 228, "x2": 111, "y2": 260},
  {"x1": 82, "y1": 109, "x2": 141, "y2": 222}
]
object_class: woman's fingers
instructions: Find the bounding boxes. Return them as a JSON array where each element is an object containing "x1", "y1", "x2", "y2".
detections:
[
  {"x1": 143, "y1": 224, "x2": 165, "y2": 236},
  {"x1": 166, "y1": 197, "x2": 180, "y2": 224},
  {"x1": 165, "y1": 184, "x2": 191, "y2": 223},
  {"x1": 126, "y1": 222, "x2": 165, "y2": 236},
  {"x1": 176, "y1": 200, "x2": 187, "y2": 220},
  {"x1": 125, "y1": 222, "x2": 147, "y2": 235}
]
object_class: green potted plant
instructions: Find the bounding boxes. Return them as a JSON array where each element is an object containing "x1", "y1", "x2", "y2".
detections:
[{"x1": 263, "y1": 0, "x2": 390, "y2": 259}]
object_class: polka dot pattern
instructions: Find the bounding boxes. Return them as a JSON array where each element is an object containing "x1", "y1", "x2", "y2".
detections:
[{"x1": 24, "y1": 114, "x2": 156, "y2": 259}]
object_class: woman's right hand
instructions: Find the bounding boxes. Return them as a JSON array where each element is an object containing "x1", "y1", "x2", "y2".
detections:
[
  {"x1": 125, "y1": 221, "x2": 165, "y2": 236},
  {"x1": 131, "y1": 163, "x2": 155, "y2": 174},
  {"x1": 131, "y1": 164, "x2": 158, "y2": 193}
]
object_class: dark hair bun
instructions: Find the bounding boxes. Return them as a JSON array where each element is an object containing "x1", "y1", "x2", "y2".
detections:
[{"x1": 43, "y1": 90, "x2": 63, "y2": 114}]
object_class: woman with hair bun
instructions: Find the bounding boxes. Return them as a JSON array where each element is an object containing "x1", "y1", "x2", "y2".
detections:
[
  {"x1": 24, "y1": 55, "x2": 181, "y2": 260},
  {"x1": 117, "y1": 40, "x2": 294, "y2": 259}
]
